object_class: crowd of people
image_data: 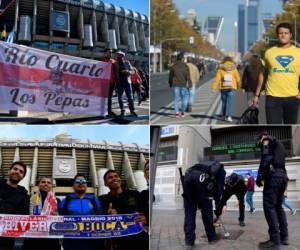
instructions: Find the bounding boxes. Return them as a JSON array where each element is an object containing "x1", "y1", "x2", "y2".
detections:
[
  {"x1": 183, "y1": 132, "x2": 296, "y2": 250},
  {"x1": 0, "y1": 161, "x2": 149, "y2": 250},
  {"x1": 167, "y1": 22, "x2": 300, "y2": 124},
  {"x1": 100, "y1": 48, "x2": 149, "y2": 118}
]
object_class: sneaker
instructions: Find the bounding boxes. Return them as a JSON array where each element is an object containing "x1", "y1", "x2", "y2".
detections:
[
  {"x1": 226, "y1": 116, "x2": 233, "y2": 122},
  {"x1": 251, "y1": 208, "x2": 256, "y2": 214},
  {"x1": 281, "y1": 239, "x2": 289, "y2": 245},
  {"x1": 175, "y1": 112, "x2": 181, "y2": 118},
  {"x1": 181, "y1": 112, "x2": 185, "y2": 118},
  {"x1": 208, "y1": 239, "x2": 219, "y2": 245},
  {"x1": 106, "y1": 111, "x2": 117, "y2": 118},
  {"x1": 239, "y1": 221, "x2": 245, "y2": 227},
  {"x1": 291, "y1": 209, "x2": 296, "y2": 215},
  {"x1": 130, "y1": 111, "x2": 138, "y2": 117},
  {"x1": 186, "y1": 245, "x2": 193, "y2": 250},
  {"x1": 120, "y1": 111, "x2": 125, "y2": 117},
  {"x1": 259, "y1": 240, "x2": 280, "y2": 250}
]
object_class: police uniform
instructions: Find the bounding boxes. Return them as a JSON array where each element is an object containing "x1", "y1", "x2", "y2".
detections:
[
  {"x1": 215, "y1": 173, "x2": 247, "y2": 226},
  {"x1": 256, "y1": 136, "x2": 288, "y2": 248},
  {"x1": 183, "y1": 161, "x2": 225, "y2": 247}
]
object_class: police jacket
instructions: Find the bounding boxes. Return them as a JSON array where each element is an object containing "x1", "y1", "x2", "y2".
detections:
[
  {"x1": 59, "y1": 193, "x2": 103, "y2": 215},
  {"x1": 187, "y1": 161, "x2": 226, "y2": 199},
  {"x1": 256, "y1": 137, "x2": 287, "y2": 184}
]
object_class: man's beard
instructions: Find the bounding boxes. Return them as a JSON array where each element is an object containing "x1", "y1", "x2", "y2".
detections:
[
  {"x1": 9, "y1": 176, "x2": 20, "y2": 185},
  {"x1": 76, "y1": 189, "x2": 85, "y2": 195}
]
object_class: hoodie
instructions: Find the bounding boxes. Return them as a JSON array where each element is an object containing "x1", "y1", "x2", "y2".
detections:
[{"x1": 212, "y1": 61, "x2": 241, "y2": 90}]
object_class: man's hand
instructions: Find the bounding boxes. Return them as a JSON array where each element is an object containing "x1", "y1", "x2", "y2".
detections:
[
  {"x1": 256, "y1": 179, "x2": 263, "y2": 187},
  {"x1": 107, "y1": 203, "x2": 117, "y2": 214},
  {"x1": 252, "y1": 95, "x2": 259, "y2": 107},
  {"x1": 296, "y1": 92, "x2": 300, "y2": 100},
  {"x1": 134, "y1": 214, "x2": 147, "y2": 226}
]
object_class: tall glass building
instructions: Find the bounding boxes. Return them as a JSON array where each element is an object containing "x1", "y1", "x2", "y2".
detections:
[{"x1": 238, "y1": 0, "x2": 261, "y2": 56}]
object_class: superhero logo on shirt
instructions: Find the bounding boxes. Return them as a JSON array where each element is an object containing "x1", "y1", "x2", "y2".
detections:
[{"x1": 275, "y1": 55, "x2": 294, "y2": 68}]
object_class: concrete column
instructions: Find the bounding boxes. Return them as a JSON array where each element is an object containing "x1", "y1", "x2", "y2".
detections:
[
  {"x1": 32, "y1": 0, "x2": 37, "y2": 36},
  {"x1": 106, "y1": 150, "x2": 115, "y2": 170},
  {"x1": 138, "y1": 152, "x2": 146, "y2": 171},
  {"x1": 0, "y1": 148, "x2": 2, "y2": 172},
  {"x1": 14, "y1": 147, "x2": 20, "y2": 161},
  {"x1": 30, "y1": 147, "x2": 38, "y2": 187},
  {"x1": 112, "y1": 15, "x2": 120, "y2": 46},
  {"x1": 91, "y1": 10, "x2": 97, "y2": 43},
  {"x1": 89, "y1": 149, "x2": 99, "y2": 195},
  {"x1": 122, "y1": 151, "x2": 137, "y2": 189},
  {"x1": 72, "y1": 148, "x2": 77, "y2": 176},
  {"x1": 100, "y1": 13, "x2": 109, "y2": 43}
]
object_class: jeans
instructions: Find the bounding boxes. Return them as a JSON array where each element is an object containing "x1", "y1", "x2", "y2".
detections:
[
  {"x1": 107, "y1": 82, "x2": 116, "y2": 113},
  {"x1": 221, "y1": 89, "x2": 233, "y2": 117},
  {"x1": 189, "y1": 85, "x2": 196, "y2": 106},
  {"x1": 116, "y1": 82, "x2": 135, "y2": 112},
  {"x1": 173, "y1": 86, "x2": 189, "y2": 113},
  {"x1": 282, "y1": 196, "x2": 293, "y2": 212},
  {"x1": 246, "y1": 191, "x2": 254, "y2": 210},
  {"x1": 265, "y1": 95, "x2": 299, "y2": 124}
]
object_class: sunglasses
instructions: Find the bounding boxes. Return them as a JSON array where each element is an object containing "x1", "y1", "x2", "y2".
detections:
[{"x1": 74, "y1": 179, "x2": 87, "y2": 184}]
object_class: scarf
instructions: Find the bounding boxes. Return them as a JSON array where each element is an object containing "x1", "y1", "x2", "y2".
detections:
[{"x1": 30, "y1": 191, "x2": 58, "y2": 215}]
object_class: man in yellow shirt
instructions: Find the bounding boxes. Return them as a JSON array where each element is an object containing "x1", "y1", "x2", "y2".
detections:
[{"x1": 252, "y1": 22, "x2": 300, "y2": 124}]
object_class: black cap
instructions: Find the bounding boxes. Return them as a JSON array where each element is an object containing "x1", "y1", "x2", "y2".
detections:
[{"x1": 228, "y1": 173, "x2": 238, "y2": 186}]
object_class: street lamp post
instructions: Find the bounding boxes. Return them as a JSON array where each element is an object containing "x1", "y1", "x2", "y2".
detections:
[{"x1": 234, "y1": 21, "x2": 238, "y2": 63}]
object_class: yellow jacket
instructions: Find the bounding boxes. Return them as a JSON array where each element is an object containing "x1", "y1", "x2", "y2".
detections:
[{"x1": 212, "y1": 61, "x2": 241, "y2": 90}]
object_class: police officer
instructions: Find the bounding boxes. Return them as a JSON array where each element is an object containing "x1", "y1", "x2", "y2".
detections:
[
  {"x1": 214, "y1": 173, "x2": 247, "y2": 227},
  {"x1": 183, "y1": 161, "x2": 226, "y2": 250},
  {"x1": 256, "y1": 132, "x2": 288, "y2": 250}
]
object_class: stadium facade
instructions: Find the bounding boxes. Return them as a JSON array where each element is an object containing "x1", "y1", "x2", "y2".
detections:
[
  {"x1": 0, "y1": 136, "x2": 149, "y2": 196},
  {"x1": 0, "y1": 0, "x2": 149, "y2": 69},
  {"x1": 154, "y1": 125, "x2": 300, "y2": 211}
]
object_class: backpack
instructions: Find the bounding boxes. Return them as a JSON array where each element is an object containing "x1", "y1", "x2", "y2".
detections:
[
  {"x1": 237, "y1": 106, "x2": 259, "y2": 124},
  {"x1": 222, "y1": 72, "x2": 234, "y2": 88}
]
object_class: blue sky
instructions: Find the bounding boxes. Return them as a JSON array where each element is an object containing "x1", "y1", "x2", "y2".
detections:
[
  {"x1": 0, "y1": 126, "x2": 149, "y2": 146},
  {"x1": 105, "y1": 0, "x2": 149, "y2": 16},
  {"x1": 174, "y1": 0, "x2": 283, "y2": 51}
]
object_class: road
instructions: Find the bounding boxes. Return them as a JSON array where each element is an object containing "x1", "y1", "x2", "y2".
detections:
[{"x1": 150, "y1": 71, "x2": 300, "y2": 125}]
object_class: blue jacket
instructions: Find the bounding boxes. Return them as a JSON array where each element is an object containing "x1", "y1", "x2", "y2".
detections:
[{"x1": 59, "y1": 193, "x2": 103, "y2": 215}]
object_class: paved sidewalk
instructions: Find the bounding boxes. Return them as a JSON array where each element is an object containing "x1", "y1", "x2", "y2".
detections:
[{"x1": 151, "y1": 208, "x2": 300, "y2": 250}]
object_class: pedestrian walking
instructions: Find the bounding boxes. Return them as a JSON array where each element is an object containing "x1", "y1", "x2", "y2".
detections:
[
  {"x1": 282, "y1": 190, "x2": 297, "y2": 215},
  {"x1": 212, "y1": 56, "x2": 241, "y2": 122},
  {"x1": 186, "y1": 57, "x2": 200, "y2": 112},
  {"x1": 168, "y1": 52, "x2": 192, "y2": 118},
  {"x1": 242, "y1": 54, "x2": 265, "y2": 106},
  {"x1": 245, "y1": 173, "x2": 255, "y2": 213}
]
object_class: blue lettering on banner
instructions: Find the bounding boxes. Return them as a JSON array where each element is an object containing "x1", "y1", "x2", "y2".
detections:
[
  {"x1": 0, "y1": 214, "x2": 144, "y2": 239},
  {"x1": 161, "y1": 127, "x2": 175, "y2": 136},
  {"x1": 49, "y1": 214, "x2": 144, "y2": 238}
]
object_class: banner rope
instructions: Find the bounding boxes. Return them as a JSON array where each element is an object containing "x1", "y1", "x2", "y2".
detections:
[{"x1": 0, "y1": 0, "x2": 17, "y2": 17}]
